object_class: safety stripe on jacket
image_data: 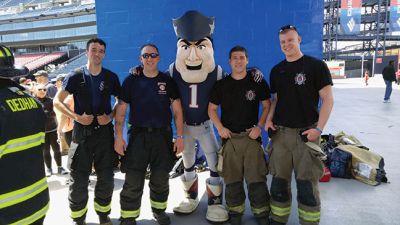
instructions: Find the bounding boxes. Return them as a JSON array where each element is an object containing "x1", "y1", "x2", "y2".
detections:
[
  {"x1": 0, "y1": 177, "x2": 48, "y2": 209},
  {"x1": 9, "y1": 202, "x2": 49, "y2": 225},
  {"x1": 150, "y1": 199, "x2": 167, "y2": 210},
  {"x1": 71, "y1": 206, "x2": 88, "y2": 219},
  {"x1": 227, "y1": 203, "x2": 245, "y2": 214},
  {"x1": 94, "y1": 201, "x2": 111, "y2": 213},
  {"x1": 0, "y1": 132, "x2": 45, "y2": 159},
  {"x1": 121, "y1": 209, "x2": 140, "y2": 218},
  {"x1": 271, "y1": 204, "x2": 291, "y2": 217},
  {"x1": 298, "y1": 208, "x2": 320, "y2": 222}
]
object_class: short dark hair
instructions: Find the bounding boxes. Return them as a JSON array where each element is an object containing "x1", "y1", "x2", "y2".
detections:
[
  {"x1": 140, "y1": 43, "x2": 159, "y2": 54},
  {"x1": 229, "y1": 45, "x2": 248, "y2": 59},
  {"x1": 86, "y1": 38, "x2": 106, "y2": 50},
  {"x1": 389, "y1": 60, "x2": 394, "y2": 65}
]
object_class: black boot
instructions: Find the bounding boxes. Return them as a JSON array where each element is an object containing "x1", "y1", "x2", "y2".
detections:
[
  {"x1": 256, "y1": 216, "x2": 270, "y2": 225},
  {"x1": 99, "y1": 215, "x2": 112, "y2": 225},
  {"x1": 229, "y1": 213, "x2": 242, "y2": 225},
  {"x1": 153, "y1": 211, "x2": 171, "y2": 225},
  {"x1": 119, "y1": 218, "x2": 136, "y2": 225},
  {"x1": 270, "y1": 219, "x2": 286, "y2": 225}
]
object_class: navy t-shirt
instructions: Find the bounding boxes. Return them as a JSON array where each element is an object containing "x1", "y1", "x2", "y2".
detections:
[
  {"x1": 62, "y1": 67, "x2": 121, "y2": 115},
  {"x1": 120, "y1": 72, "x2": 180, "y2": 128}
]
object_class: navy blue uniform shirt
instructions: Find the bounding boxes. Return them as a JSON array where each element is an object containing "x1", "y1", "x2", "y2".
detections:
[
  {"x1": 62, "y1": 67, "x2": 121, "y2": 116},
  {"x1": 120, "y1": 72, "x2": 180, "y2": 128}
]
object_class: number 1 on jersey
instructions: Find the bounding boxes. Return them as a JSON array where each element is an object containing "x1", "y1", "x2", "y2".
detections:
[{"x1": 189, "y1": 84, "x2": 199, "y2": 108}]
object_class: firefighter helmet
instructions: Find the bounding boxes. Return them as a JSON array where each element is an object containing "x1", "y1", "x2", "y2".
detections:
[{"x1": 0, "y1": 45, "x2": 29, "y2": 79}]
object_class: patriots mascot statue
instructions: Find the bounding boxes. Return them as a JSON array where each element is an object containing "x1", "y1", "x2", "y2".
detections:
[{"x1": 169, "y1": 11, "x2": 229, "y2": 223}]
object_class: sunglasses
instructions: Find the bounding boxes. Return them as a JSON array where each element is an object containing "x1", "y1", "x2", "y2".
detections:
[
  {"x1": 38, "y1": 88, "x2": 47, "y2": 91},
  {"x1": 141, "y1": 53, "x2": 159, "y2": 59},
  {"x1": 279, "y1": 25, "x2": 297, "y2": 33}
]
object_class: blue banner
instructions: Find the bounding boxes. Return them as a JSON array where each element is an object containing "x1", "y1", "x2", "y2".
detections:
[
  {"x1": 390, "y1": 0, "x2": 400, "y2": 32},
  {"x1": 340, "y1": 0, "x2": 361, "y2": 34}
]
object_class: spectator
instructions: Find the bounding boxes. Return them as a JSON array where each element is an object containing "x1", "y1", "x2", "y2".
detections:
[
  {"x1": 382, "y1": 60, "x2": 396, "y2": 103},
  {"x1": 34, "y1": 83, "x2": 68, "y2": 176},
  {"x1": 34, "y1": 70, "x2": 57, "y2": 98}
]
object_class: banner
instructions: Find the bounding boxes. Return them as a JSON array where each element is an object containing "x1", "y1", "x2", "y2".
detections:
[
  {"x1": 390, "y1": 0, "x2": 400, "y2": 32},
  {"x1": 340, "y1": 0, "x2": 362, "y2": 34}
]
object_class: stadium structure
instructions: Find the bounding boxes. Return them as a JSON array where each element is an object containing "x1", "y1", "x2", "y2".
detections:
[
  {"x1": 0, "y1": 0, "x2": 95, "y2": 77},
  {"x1": 323, "y1": 0, "x2": 400, "y2": 77}
]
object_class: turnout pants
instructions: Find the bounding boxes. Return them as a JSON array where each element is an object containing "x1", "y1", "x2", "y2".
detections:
[
  {"x1": 268, "y1": 126, "x2": 324, "y2": 225},
  {"x1": 120, "y1": 127, "x2": 175, "y2": 219},
  {"x1": 68, "y1": 123, "x2": 116, "y2": 221},
  {"x1": 220, "y1": 133, "x2": 270, "y2": 217}
]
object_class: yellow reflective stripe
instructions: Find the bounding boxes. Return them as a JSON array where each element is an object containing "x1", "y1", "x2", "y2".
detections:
[
  {"x1": 0, "y1": 177, "x2": 48, "y2": 209},
  {"x1": 121, "y1": 209, "x2": 140, "y2": 218},
  {"x1": 271, "y1": 205, "x2": 291, "y2": 217},
  {"x1": 10, "y1": 202, "x2": 49, "y2": 225},
  {"x1": 298, "y1": 208, "x2": 320, "y2": 222},
  {"x1": 251, "y1": 205, "x2": 269, "y2": 214},
  {"x1": 227, "y1": 203, "x2": 245, "y2": 214},
  {"x1": 0, "y1": 50, "x2": 4, "y2": 57},
  {"x1": 94, "y1": 201, "x2": 111, "y2": 213},
  {"x1": 3, "y1": 47, "x2": 12, "y2": 56},
  {"x1": 150, "y1": 199, "x2": 167, "y2": 210},
  {"x1": 71, "y1": 206, "x2": 88, "y2": 218},
  {"x1": 0, "y1": 132, "x2": 45, "y2": 159}
]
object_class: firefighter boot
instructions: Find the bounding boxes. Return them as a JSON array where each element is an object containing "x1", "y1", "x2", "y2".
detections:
[
  {"x1": 153, "y1": 211, "x2": 171, "y2": 225},
  {"x1": 99, "y1": 215, "x2": 113, "y2": 225},
  {"x1": 205, "y1": 178, "x2": 229, "y2": 222},
  {"x1": 256, "y1": 216, "x2": 270, "y2": 225},
  {"x1": 173, "y1": 175, "x2": 199, "y2": 214},
  {"x1": 229, "y1": 213, "x2": 242, "y2": 225},
  {"x1": 119, "y1": 218, "x2": 136, "y2": 225}
]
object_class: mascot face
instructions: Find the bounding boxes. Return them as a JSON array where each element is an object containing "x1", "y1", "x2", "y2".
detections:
[{"x1": 176, "y1": 37, "x2": 215, "y2": 83}]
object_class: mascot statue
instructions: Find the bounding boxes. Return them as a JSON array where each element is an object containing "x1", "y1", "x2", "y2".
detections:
[
  {"x1": 169, "y1": 11, "x2": 229, "y2": 223},
  {"x1": 130, "y1": 10, "x2": 262, "y2": 222}
]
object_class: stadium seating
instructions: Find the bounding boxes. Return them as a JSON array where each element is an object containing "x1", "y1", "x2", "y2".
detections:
[{"x1": 15, "y1": 52, "x2": 66, "y2": 70}]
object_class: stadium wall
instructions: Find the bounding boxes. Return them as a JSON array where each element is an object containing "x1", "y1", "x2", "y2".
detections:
[{"x1": 95, "y1": 0, "x2": 324, "y2": 81}]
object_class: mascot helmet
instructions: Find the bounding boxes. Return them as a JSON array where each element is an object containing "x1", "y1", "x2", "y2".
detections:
[{"x1": 173, "y1": 10, "x2": 215, "y2": 42}]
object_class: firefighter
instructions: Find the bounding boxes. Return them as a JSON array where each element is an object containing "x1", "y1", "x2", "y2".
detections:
[
  {"x1": 53, "y1": 38, "x2": 121, "y2": 225},
  {"x1": 0, "y1": 45, "x2": 50, "y2": 224},
  {"x1": 114, "y1": 44, "x2": 184, "y2": 225},
  {"x1": 266, "y1": 25, "x2": 334, "y2": 225}
]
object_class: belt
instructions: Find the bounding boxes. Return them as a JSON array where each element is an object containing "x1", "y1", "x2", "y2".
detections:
[
  {"x1": 131, "y1": 127, "x2": 170, "y2": 132},
  {"x1": 185, "y1": 121, "x2": 207, "y2": 126}
]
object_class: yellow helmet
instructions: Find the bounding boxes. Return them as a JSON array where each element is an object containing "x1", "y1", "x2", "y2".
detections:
[{"x1": 0, "y1": 45, "x2": 29, "y2": 79}]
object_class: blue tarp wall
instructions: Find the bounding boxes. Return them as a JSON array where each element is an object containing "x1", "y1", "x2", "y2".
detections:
[
  {"x1": 95, "y1": 0, "x2": 325, "y2": 145},
  {"x1": 95, "y1": 0, "x2": 324, "y2": 81}
]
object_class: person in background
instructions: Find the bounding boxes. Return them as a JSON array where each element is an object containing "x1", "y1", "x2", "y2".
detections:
[
  {"x1": 382, "y1": 60, "x2": 396, "y2": 103},
  {"x1": 33, "y1": 70, "x2": 57, "y2": 98},
  {"x1": 34, "y1": 83, "x2": 68, "y2": 177}
]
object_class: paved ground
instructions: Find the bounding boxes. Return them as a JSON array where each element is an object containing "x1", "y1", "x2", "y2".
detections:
[{"x1": 43, "y1": 75, "x2": 400, "y2": 225}]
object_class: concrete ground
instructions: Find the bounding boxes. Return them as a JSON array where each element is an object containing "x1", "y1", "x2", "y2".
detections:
[{"x1": 43, "y1": 75, "x2": 400, "y2": 225}]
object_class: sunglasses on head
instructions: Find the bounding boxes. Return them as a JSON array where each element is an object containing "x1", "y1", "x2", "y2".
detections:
[
  {"x1": 38, "y1": 88, "x2": 47, "y2": 91},
  {"x1": 279, "y1": 25, "x2": 297, "y2": 33},
  {"x1": 141, "y1": 53, "x2": 159, "y2": 59}
]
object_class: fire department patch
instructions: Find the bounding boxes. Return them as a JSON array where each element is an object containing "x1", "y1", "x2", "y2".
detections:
[
  {"x1": 245, "y1": 90, "x2": 256, "y2": 101},
  {"x1": 158, "y1": 82, "x2": 167, "y2": 94},
  {"x1": 294, "y1": 72, "x2": 306, "y2": 85}
]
